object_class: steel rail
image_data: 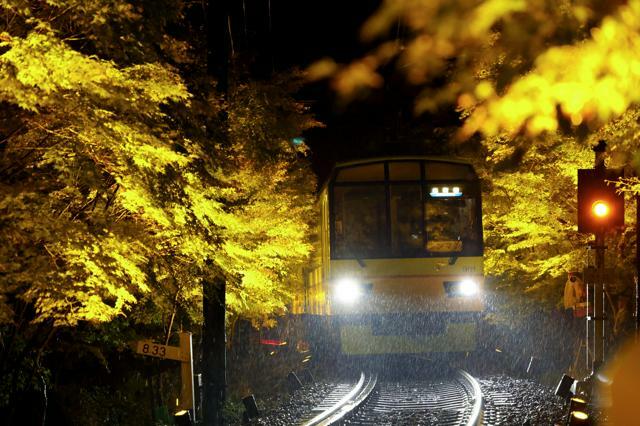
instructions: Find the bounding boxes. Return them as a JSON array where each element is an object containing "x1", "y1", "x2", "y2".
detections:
[
  {"x1": 457, "y1": 369, "x2": 483, "y2": 426},
  {"x1": 302, "y1": 371, "x2": 377, "y2": 426}
]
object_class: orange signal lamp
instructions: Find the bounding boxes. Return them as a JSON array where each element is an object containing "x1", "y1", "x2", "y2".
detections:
[
  {"x1": 568, "y1": 410, "x2": 590, "y2": 425},
  {"x1": 592, "y1": 200, "x2": 609, "y2": 218}
]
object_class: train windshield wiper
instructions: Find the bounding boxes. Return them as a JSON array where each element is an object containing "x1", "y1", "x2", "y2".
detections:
[{"x1": 345, "y1": 246, "x2": 366, "y2": 268}]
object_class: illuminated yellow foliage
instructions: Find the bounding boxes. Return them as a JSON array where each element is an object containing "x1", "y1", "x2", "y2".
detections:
[
  {"x1": 0, "y1": 1, "x2": 317, "y2": 329},
  {"x1": 321, "y1": 0, "x2": 640, "y2": 141},
  {"x1": 480, "y1": 135, "x2": 590, "y2": 300},
  {"x1": 480, "y1": 122, "x2": 639, "y2": 302},
  {"x1": 464, "y1": 0, "x2": 640, "y2": 137},
  {"x1": 318, "y1": 0, "x2": 593, "y2": 105},
  {"x1": 0, "y1": 31, "x2": 188, "y2": 113}
]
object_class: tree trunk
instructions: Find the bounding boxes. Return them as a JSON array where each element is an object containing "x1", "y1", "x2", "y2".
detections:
[
  {"x1": 203, "y1": 0, "x2": 230, "y2": 423},
  {"x1": 202, "y1": 275, "x2": 227, "y2": 425}
]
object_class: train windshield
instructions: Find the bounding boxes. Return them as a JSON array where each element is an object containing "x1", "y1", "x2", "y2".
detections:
[
  {"x1": 333, "y1": 185, "x2": 388, "y2": 258},
  {"x1": 331, "y1": 160, "x2": 482, "y2": 259},
  {"x1": 424, "y1": 184, "x2": 481, "y2": 254},
  {"x1": 389, "y1": 184, "x2": 423, "y2": 256}
]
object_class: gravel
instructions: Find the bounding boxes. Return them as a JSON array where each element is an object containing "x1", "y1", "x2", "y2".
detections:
[
  {"x1": 243, "y1": 381, "x2": 335, "y2": 426},
  {"x1": 241, "y1": 374, "x2": 577, "y2": 426},
  {"x1": 479, "y1": 375, "x2": 566, "y2": 425}
]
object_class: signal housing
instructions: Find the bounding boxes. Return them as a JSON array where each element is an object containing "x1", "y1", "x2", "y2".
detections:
[{"x1": 577, "y1": 169, "x2": 624, "y2": 234}]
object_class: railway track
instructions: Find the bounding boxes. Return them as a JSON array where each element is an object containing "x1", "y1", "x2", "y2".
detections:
[
  {"x1": 301, "y1": 370, "x2": 482, "y2": 426},
  {"x1": 301, "y1": 372, "x2": 378, "y2": 426}
]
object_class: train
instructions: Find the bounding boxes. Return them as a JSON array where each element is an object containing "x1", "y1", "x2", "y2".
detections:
[{"x1": 291, "y1": 156, "x2": 484, "y2": 356}]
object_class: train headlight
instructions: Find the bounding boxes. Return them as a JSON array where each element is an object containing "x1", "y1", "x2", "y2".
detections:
[
  {"x1": 334, "y1": 278, "x2": 362, "y2": 304},
  {"x1": 459, "y1": 279, "x2": 479, "y2": 296},
  {"x1": 444, "y1": 278, "x2": 480, "y2": 297}
]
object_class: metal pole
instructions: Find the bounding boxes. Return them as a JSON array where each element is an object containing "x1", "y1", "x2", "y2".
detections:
[
  {"x1": 585, "y1": 267, "x2": 590, "y2": 369},
  {"x1": 592, "y1": 141, "x2": 607, "y2": 372},
  {"x1": 636, "y1": 195, "x2": 640, "y2": 341},
  {"x1": 593, "y1": 232, "x2": 605, "y2": 371}
]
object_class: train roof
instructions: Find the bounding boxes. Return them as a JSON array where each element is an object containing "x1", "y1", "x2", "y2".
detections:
[
  {"x1": 333, "y1": 156, "x2": 474, "y2": 169},
  {"x1": 317, "y1": 156, "x2": 478, "y2": 193}
]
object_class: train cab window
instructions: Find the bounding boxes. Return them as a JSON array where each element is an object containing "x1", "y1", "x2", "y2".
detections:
[
  {"x1": 335, "y1": 164, "x2": 385, "y2": 182},
  {"x1": 424, "y1": 162, "x2": 475, "y2": 181},
  {"x1": 424, "y1": 184, "x2": 481, "y2": 255},
  {"x1": 389, "y1": 185, "x2": 423, "y2": 256},
  {"x1": 330, "y1": 160, "x2": 482, "y2": 259},
  {"x1": 333, "y1": 185, "x2": 387, "y2": 258},
  {"x1": 389, "y1": 162, "x2": 421, "y2": 181}
]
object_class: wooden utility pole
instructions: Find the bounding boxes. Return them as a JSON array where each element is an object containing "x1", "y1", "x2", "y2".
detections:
[{"x1": 203, "y1": 0, "x2": 231, "y2": 424}]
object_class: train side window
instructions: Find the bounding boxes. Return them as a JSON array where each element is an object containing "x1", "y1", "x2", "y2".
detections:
[
  {"x1": 332, "y1": 185, "x2": 387, "y2": 258},
  {"x1": 389, "y1": 185, "x2": 422, "y2": 256},
  {"x1": 335, "y1": 164, "x2": 384, "y2": 182},
  {"x1": 388, "y1": 162, "x2": 420, "y2": 181}
]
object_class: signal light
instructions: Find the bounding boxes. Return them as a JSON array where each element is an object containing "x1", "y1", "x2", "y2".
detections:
[
  {"x1": 591, "y1": 201, "x2": 609, "y2": 218},
  {"x1": 568, "y1": 410, "x2": 590, "y2": 425},
  {"x1": 577, "y1": 169, "x2": 624, "y2": 233}
]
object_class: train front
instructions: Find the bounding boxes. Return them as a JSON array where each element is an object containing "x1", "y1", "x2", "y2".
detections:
[{"x1": 327, "y1": 158, "x2": 484, "y2": 356}]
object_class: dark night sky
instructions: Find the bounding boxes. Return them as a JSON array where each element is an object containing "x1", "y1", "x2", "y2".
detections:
[{"x1": 233, "y1": 0, "x2": 460, "y2": 181}]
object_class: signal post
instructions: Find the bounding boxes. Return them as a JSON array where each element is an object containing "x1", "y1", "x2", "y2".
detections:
[
  {"x1": 589, "y1": 228, "x2": 606, "y2": 370},
  {"x1": 577, "y1": 141, "x2": 624, "y2": 372}
]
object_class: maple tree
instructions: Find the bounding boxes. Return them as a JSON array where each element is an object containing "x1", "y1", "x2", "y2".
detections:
[{"x1": 0, "y1": 0, "x2": 317, "y2": 420}]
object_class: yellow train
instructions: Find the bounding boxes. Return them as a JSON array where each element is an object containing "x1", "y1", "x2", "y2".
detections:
[{"x1": 293, "y1": 156, "x2": 484, "y2": 355}]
